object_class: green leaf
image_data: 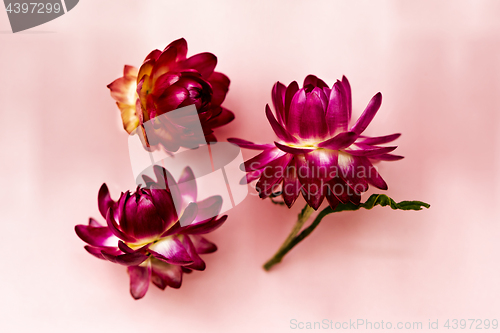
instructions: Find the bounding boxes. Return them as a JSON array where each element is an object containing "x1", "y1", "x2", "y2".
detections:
[{"x1": 329, "y1": 194, "x2": 430, "y2": 213}]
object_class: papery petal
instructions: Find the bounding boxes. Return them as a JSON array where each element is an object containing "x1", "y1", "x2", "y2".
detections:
[
  {"x1": 299, "y1": 88, "x2": 328, "y2": 139},
  {"x1": 317, "y1": 131, "x2": 357, "y2": 150},
  {"x1": 206, "y1": 108, "x2": 235, "y2": 129},
  {"x1": 182, "y1": 52, "x2": 217, "y2": 78},
  {"x1": 271, "y1": 82, "x2": 287, "y2": 125},
  {"x1": 274, "y1": 142, "x2": 314, "y2": 155},
  {"x1": 337, "y1": 154, "x2": 369, "y2": 194},
  {"x1": 128, "y1": 264, "x2": 151, "y2": 300},
  {"x1": 151, "y1": 46, "x2": 178, "y2": 81},
  {"x1": 241, "y1": 168, "x2": 263, "y2": 184},
  {"x1": 106, "y1": 208, "x2": 136, "y2": 243},
  {"x1": 341, "y1": 76, "x2": 352, "y2": 120},
  {"x1": 256, "y1": 154, "x2": 293, "y2": 198},
  {"x1": 357, "y1": 157, "x2": 388, "y2": 190},
  {"x1": 326, "y1": 82, "x2": 348, "y2": 135},
  {"x1": 369, "y1": 154, "x2": 404, "y2": 161},
  {"x1": 155, "y1": 85, "x2": 189, "y2": 113},
  {"x1": 286, "y1": 89, "x2": 307, "y2": 136},
  {"x1": 98, "y1": 184, "x2": 114, "y2": 219},
  {"x1": 150, "y1": 258, "x2": 183, "y2": 289},
  {"x1": 303, "y1": 74, "x2": 328, "y2": 88},
  {"x1": 178, "y1": 202, "x2": 198, "y2": 227},
  {"x1": 345, "y1": 146, "x2": 397, "y2": 157},
  {"x1": 102, "y1": 251, "x2": 149, "y2": 266},
  {"x1": 282, "y1": 160, "x2": 301, "y2": 208},
  {"x1": 266, "y1": 104, "x2": 299, "y2": 143},
  {"x1": 193, "y1": 196, "x2": 223, "y2": 223},
  {"x1": 150, "y1": 186, "x2": 178, "y2": 230},
  {"x1": 165, "y1": 38, "x2": 188, "y2": 62},
  {"x1": 84, "y1": 245, "x2": 120, "y2": 260},
  {"x1": 242, "y1": 148, "x2": 286, "y2": 172},
  {"x1": 208, "y1": 72, "x2": 230, "y2": 106},
  {"x1": 179, "y1": 235, "x2": 206, "y2": 271},
  {"x1": 358, "y1": 133, "x2": 401, "y2": 145},
  {"x1": 181, "y1": 215, "x2": 228, "y2": 235},
  {"x1": 350, "y1": 92, "x2": 382, "y2": 136},
  {"x1": 189, "y1": 235, "x2": 217, "y2": 254},
  {"x1": 284, "y1": 81, "x2": 299, "y2": 124},
  {"x1": 75, "y1": 222, "x2": 118, "y2": 248},
  {"x1": 178, "y1": 167, "x2": 197, "y2": 204},
  {"x1": 149, "y1": 236, "x2": 193, "y2": 265},
  {"x1": 116, "y1": 102, "x2": 140, "y2": 134},
  {"x1": 227, "y1": 138, "x2": 275, "y2": 150}
]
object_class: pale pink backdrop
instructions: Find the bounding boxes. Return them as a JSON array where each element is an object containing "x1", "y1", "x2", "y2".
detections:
[{"x1": 1, "y1": 1, "x2": 499, "y2": 332}]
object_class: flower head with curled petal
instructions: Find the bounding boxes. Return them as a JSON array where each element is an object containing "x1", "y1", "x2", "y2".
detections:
[
  {"x1": 108, "y1": 38, "x2": 234, "y2": 152},
  {"x1": 229, "y1": 75, "x2": 403, "y2": 210},
  {"x1": 75, "y1": 166, "x2": 227, "y2": 299}
]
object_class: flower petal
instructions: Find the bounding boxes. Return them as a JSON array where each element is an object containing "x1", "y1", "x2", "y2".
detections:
[
  {"x1": 227, "y1": 138, "x2": 275, "y2": 150},
  {"x1": 106, "y1": 208, "x2": 136, "y2": 243},
  {"x1": 286, "y1": 88, "x2": 307, "y2": 136},
  {"x1": 317, "y1": 131, "x2": 357, "y2": 150},
  {"x1": 344, "y1": 146, "x2": 398, "y2": 157},
  {"x1": 241, "y1": 148, "x2": 286, "y2": 172},
  {"x1": 341, "y1": 76, "x2": 352, "y2": 120},
  {"x1": 150, "y1": 186, "x2": 178, "y2": 230},
  {"x1": 181, "y1": 215, "x2": 228, "y2": 235},
  {"x1": 208, "y1": 72, "x2": 230, "y2": 106},
  {"x1": 256, "y1": 153, "x2": 293, "y2": 198},
  {"x1": 358, "y1": 133, "x2": 401, "y2": 145},
  {"x1": 102, "y1": 251, "x2": 149, "y2": 266},
  {"x1": 178, "y1": 167, "x2": 197, "y2": 204},
  {"x1": 164, "y1": 38, "x2": 188, "y2": 62},
  {"x1": 149, "y1": 236, "x2": 193, "y2": 265},
  {"x1": 350, "y1": 92, "x2": 382, "y2": 136},
  {"x1": 179, "y1": 235, "x2": 206, "y2": 271},
  {"x1": 189, "y1": 235, "x2": 217, "y2": 254},
  {"x1": 271, "y1": 82, "x2": 287, "y2": 125},
  {"x1": 128, "y1": 264, "x2": 151, "y2": 300},
  {"x1": 284, "y1": 81, "x2": 299, "y2": 124},
  {"x1": 266, "y1": 104, "x2": 299, "y2": 143},
  {"x1": 325, "y1": 82, "x2": 348, "y2": 135},
  {"x1": 75, "y1": 222, "x2": 118, "y2": 248},
  {"x1": 193, "y1": 196, "x2": 223, "y2": 223},
  {"x1": 274, "y1": 142, "x2": 314, "y2": 155},
  {"x1": 282, "y1": 160, "x2": 301, "y2": 208},
  {"x1": 357, "y1": 157, "x2": 388, "y2": 190},
  {"x1": 150, "y1": 258, "x2": 183, "y2": 289},
  {"x1": 182, "y1": 52, "x2": 217, "y2": 78},
  {"x1": 369, "y1": 154, "x2": 404, "y2": 161},
  {"x1": 98, "y1": 184, "x2": 114, "y2": 219},
  {"x1": 299, "y1": 88, "x2": 328, "y2": 139}
]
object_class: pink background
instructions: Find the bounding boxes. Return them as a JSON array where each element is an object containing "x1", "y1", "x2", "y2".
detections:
[{"x1": 1, "y1": 1, "x2": 499, "y2": 332}]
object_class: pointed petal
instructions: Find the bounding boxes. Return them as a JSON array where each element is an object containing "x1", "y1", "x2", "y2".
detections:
[
  {"x1": 227, "y1": 138, "x2": 275, "y2": 150},
  {"x1": 178, "y1": 202, "x2": 198, "y2": 227},
  {"x1": 106, "y1": 208, "x2": 136, "y2": 243},
  {"x1": 345, "y1": 146, "x2": 398, "y2": 157},
  {"x1": 150, "y1": 258, "x2": 183, "y2": 289},
  {"x1": 350, "y1": 92, "x2": 382, "y2": 135},
  {"x1": 190, "y1": 235, "x2": 217, "y2": 254},
  {"x1": 317, "y1": 131, "x2": 357, "y2": 150},
  {"x1": 84, "y1": 245, "x2": 120, "y2": 260},
  {"x1": 299, "y1": 89, "x2": 328, "y2": 139},
  {"x1": 326, "y1": 82, "x2": 348, "y2": 135},
  {"x1": 274, "y1": 142, "x2": 314, "y2": 154},
  {"x1": 180, "y1": 235, "x2": 206, "y2": 271},
  {"x1": 266, "y1": 104, "x2": 299, "y2": 143},
  {"x1": 181, "y1": 215, "x2": 228, "y2": 235},
  {"x1": 271, "y1": 82, "x2": 287, "y2": 125},
  {"x1": 358, "y1": 133, "x2": 401, "y2": 145},
  {"x1": 284, "y1": 81, "x2": 299, "y2": 124},
  {"x1": 242, "y1": 148, "x2": 286, "y2": 172},
  {"x1": 102, "y1": 251, "x2": 149, "y2": 266},
  {"x1": 286, "y1": 88, "x2": 307, "y2": 136},
  {"x1": 177, "y1": 167, "x2": 197, "y2": 204},
  {"x1": 194, "y1": 196, "x2": 223, "y2": 223},
  {"x1": 208, "y1": 72, "x2": 230, "y2": 106},
  {"x1": 150, "y1": 186, "x2": 178, "y2": 230},
  {"x1": 98, "y1": 184, "x2": 114, "y2": 219},
  {"x1": 357, "y1": 157, "x2": 388, "y2": 190},
  {"x1": 282, "y1": 160, "x2": 301, "y2": 208},
  {"x1": 182, "y1": 52, "x2": 217, "y2": 78},
  {"x1": 75, "y1": 223, "x2": 118, "y2": 248},
  {"x1": 256, "y1": 154, "x2": 293, "y2": 198},
  {"x1": 128, "y1": 264, "x2": 151, "y2": 300},
  {"x1": 164, "y1": 38, "x2": 188, "y2": 61},
  {"x1": 341, "y1": 76, "x2": 352, "y2": 120},
  {"x1": 149, "y1": 236, "x2": 193, "y2": 265},
  {"x1": 369, "y1": 154, "x2": 404, "y2": 161}
]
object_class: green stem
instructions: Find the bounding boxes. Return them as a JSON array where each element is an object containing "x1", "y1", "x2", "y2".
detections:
[{"x1": 263, "y1": 204, "x2": 316, "y2": 271}]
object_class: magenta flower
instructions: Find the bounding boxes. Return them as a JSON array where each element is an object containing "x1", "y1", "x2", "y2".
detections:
[
  {"x1": 107, "y1": 38, "x2": 234, "y2": 151},
  {"x1": 75, "y1": 166, "x2": 227, "y2": 299},
  {"x1": 229, "y1": 75, "x2": 403, "y2": 210}
]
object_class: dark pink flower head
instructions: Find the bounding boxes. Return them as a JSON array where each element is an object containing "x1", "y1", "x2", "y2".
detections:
[
  {"x1": 75, "y1": 166, "x2": 227, "y2": 300},
  {"x1": 229, "y1": 75, "x2": 403, "y2": 210},
  {"x1": 108, "y1": 38, "x2": 234, "y2": 151}
]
